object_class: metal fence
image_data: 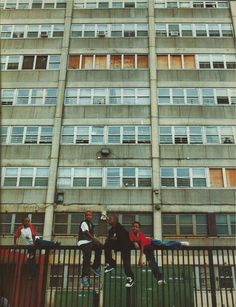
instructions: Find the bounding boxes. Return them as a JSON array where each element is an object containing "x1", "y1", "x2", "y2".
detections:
[{"x1": 0, "y1": 246, "x2": 235, "y2": 307}]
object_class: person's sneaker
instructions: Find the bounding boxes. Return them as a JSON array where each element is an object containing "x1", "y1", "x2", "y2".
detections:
[
  {"x1": 104, "y1": 264, "x2": 115, "y2": 273},
  {"x1": 180, "y1": 241, "x2": 189, "y2": 246},
  {"x1": 81, "y1": 276, "x2": 89, "y2": 287},
  {"x1": 91, "y1": 267, "x2": 101, "y2": 277},
  {"x1": 157, "y1": 279, "x2": 167, "y2": 286},
  {"x1": 125, "y1": 277, "x2": 134, "y2": 288}
]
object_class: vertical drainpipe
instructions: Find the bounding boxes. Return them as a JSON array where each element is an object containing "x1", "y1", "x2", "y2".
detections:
[
  {"x1": 43, "y1": 0, "x2": 73, "y2": 240},
  {"x1": 148, "y1": 0, "x2": 162, "y2": 239}
]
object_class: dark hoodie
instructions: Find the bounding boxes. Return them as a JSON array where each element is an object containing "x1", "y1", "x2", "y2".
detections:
[{"x1": 108, "y1": 222, "x2": 134, "y2": 249}]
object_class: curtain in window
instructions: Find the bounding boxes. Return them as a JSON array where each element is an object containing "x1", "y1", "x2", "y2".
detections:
[
  {"x1": 171, "y1": 55, "x2": 182, "y2": 69},
  {"x1": 184, "y1": 55, "x2": 196, "y2": 69},
  {"x1": 225, "y1": 169, "x2": 236, "y2": 187},
  {"x1": 209, "y1": 168, "x2": 224, "y2": 187},
  {"x1": 82, "y1": 55, "x2": 93, "y2": 69},
  {"x1": 68, "y1": 55, "x2": 80, "y2": 69},
  {"x1": 156, "y1": 55, "x2": 168, "y2": 69},
  {"x1": 137, "y1": 55, "x2": 148, "y2": 68},
  {"x1": 95, "y1": 55, "x2": 106, "y2": 69},
  {"x1": 110, "y1": 55, "x2": 122, "y2": 69},
  {"x1": 124, "y1": 55, "x2": 135, "y2": 68}
]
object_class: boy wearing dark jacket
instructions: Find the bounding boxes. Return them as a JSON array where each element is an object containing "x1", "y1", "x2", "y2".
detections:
[{"x1": 104, "y1": 215, "x2": 135, "y2": 288}]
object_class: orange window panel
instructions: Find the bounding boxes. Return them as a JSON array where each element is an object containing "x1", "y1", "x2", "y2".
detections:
[
  {"x1": 225, "y1": 169, "x2": 236, "y2": 187},
  {"x1": 210, "y1": 168, "x2": 224, "y2": 187},
  {"x1": 184, "y1": 55, "x2": 196, "y2": 69},
  {"x1": 110, "y1": 55, "x2": 122, "y2": 69},
  {"x1": 171, "y1": 55, "x2": 182, "y2": 69},
  {"x1": 81, "y1": 55, "x2": 93, "y2": 69},
  {"x1": 137, "y1": 55, "x2": 148, "y2": 68},
  {"x1": 156, "y1": 55, "x2": 168, "y2": 69},
  {"x1": 69, "y1": 55, "x2": 80, "y2": 69},
  {"x1": 95, "y1": 55, "x2": 106, "y2": 69},
  {"x1": 124, "y1": 55, "x2": 135, "y2": 68}
]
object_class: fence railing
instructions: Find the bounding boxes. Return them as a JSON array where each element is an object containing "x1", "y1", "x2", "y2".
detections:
[{"x1": 0, "y1": 246, "x2": 235, "y2": 307}]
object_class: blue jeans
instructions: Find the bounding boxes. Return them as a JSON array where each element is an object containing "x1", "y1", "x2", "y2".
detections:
[
  {"x1": 144, "y1": 240, "x2": 182, "y2": 280},
  {"x1": 144, "y1": 244, "x2": 163, "y2": 280},
  {"x1": 35, "y1": 238, "x2": 57, "y2": 248},
  {"x1": 152, "y1": 240, "x2": 182, "y2": 249}
]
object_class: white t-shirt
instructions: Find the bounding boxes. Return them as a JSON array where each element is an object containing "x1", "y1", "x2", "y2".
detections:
[
  {"x1": 21, "y1": 227, "x2": 34, "y2": 245},
  {"x1": 78, "y1": 221, "x2": 92, "y2": 246}
]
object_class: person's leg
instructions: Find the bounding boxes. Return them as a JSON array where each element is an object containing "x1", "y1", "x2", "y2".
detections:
[
  {"x1": 35, "y1": 238, "x2": 57, "y2": 248},
  {"x1": 80, "y1": 243, "x2": 92, "y2": 277},
  {"x1": 91, "y1": 241, "x2": 102, "y2": 270},
  {"x1": 104, "y1": 240, "x2": 118, "y2": 267},
  {"x1": 121, "y1": 249, "x2": 134, "y2": 279},
  {"x1": 152, "y1": 239, "x2": 182, "y2": 249},
  {"x1": 144, "y1": 245, "x2": 163, "y2": 280}
]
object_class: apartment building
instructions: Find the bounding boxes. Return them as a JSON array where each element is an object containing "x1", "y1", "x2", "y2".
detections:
[{"x1": 1, "y1": 0, "x2": 236, "y2": 246}]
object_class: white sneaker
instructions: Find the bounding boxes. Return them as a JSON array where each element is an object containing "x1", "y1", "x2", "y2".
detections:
[
  {"x1": 180, "y1": 241, "x2": 189, "y2": 246},
  {"x1": 125, "y1": 277, "x2": 134, "y2": 287},
  {"x1": 157, "y1": 279, "x2": 166, "y2": 286}
]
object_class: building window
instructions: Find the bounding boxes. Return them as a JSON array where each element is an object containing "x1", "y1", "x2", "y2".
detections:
[
  {"x1": 57, "y1": 167, "x2": 152, "y2": 188},
  {"x1": 156, "y1": 54, "x2": 236, "y2": 70},
  {"x1": 1, "y1": 0, "x2": 66, "y2": 9},
  {"x1": 161, "y1": 168, "x2": 236, "y2": 188},
  {"x1": 64, "y1": 88, "x2": 150, "y2": 105},
  {"x1": 156, "y1": 54, "x2": 196, "y2": 69},
  {"x1": 155, "y1": 23, "x2": 233, "y2": 38},
  {"x1": 1, "y1": 55, "x2": 60, "y2": 70},
  {"x1": 68, "y1": 54, "x2": 148, "y2": 70},
  {"x1": 159, "y1": 126, "x2": 235, "y2": 145},
  {"x1": 53, "y1": 212, "x2": 100, "y2": 235},
  {"x1": 73, "y1": 0, "x2": 148, "y2": 9},
  {"x1": 157, "y1": 88, "x2": 236, "y2": 105},
  {"x1": 154, "y1": 1, "x2": 229, "y2": 9},
  {"x1": 70, "y1": 23, "x2": 148, "y2": 38},
  {"x1": 0, "y1": 213, "x2": 45, "y2": 235},
  {"x1": 61, "y1": 125, "x2": 151, "y2": 145},
  {"x1": 216, "y1": 214, "x2": 236, "y2": 236},
  {"x1": 197, "y1": 55, "x2": 236, "y2": 70},
  {"x1": 108, "y1": 212, "x2": 153, "y2": 236},
  {"x1": 218, "y1": 266, "x2": 235, "y2": 289},
  {"x1": 1, "y1": 88, "x2": 57, "y2": 106},
  {"x1": 162, "y1": 214, "x2": 208, "y2": 236},
  {"x1": 0, "y1": 24, "x2": 64, "y2": 39},
  {"x1": 1, "y1": 126, "x2": 53, "y2": 144},
  {"x1": 1, "y1": 167, "x2": 49, "y2": 187}
]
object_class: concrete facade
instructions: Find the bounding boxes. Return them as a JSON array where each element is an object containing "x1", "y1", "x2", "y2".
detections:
[{"x1": 1, "y1": 0, "x2": 235, "y2": 246}]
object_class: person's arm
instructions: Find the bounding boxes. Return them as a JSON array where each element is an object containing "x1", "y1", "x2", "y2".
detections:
[
  {"x1": 14, "y1": 226, "x2": 21, "y2": 245},
  {"x1": 81, "y1": 222, "x2": 103, "y2": 245},
  {"x1": 138, "y1": 232, "x2": 147, "y2": 266},
  {"x1": 85, "y1": 230, "x2": 102, "y2": 244},
  {"x1": 30, "y1": 224, "x2": 36, "y2": 245}
]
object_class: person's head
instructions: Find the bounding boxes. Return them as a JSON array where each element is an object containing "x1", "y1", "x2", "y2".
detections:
[
  {"x1": 85, "y1": 210, "x2": 93, "y2": 222},
  {"x1": 132, "y1": 221, "x2": 141, "y2": 234},
  {"x1": 22, "y1": 216, "x2": 30, "y2": 227},
  {"x1": 108, "y1": 215, "x2": 119, "y2": 226}
]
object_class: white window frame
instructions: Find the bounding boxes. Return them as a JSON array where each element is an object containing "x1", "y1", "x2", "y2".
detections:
[
  {"x1": 57, "y1": 167, "x2": 152, "y2": 188},
  {"x1": 1, "y1": 167, "x2": 49, "y2": 188},
  {"x1": 64, "y1": 87, "x2": 150, "y2": 105},
  {"x1": 157, "y1": 88, "x2": 236, "y2": 106},
  {"x1": 61, "y1": 125, "x2": 151, "y2": 145},
  {"x1": 1, "y1": 126, "x2": 53, "y2": 145}
]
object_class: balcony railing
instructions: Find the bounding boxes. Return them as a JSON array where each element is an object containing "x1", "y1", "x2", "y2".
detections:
[{"x1": 0, "y1": 246, "x2": 235, "y2": 307}]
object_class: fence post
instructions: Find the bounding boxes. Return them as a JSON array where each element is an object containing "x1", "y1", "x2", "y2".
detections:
[
  {"x1": 208, "y1": 248, "x2": 217, "y2": 307},
  {"x1": 41, "y1": 248, "x2": 50, "y2": 307}
]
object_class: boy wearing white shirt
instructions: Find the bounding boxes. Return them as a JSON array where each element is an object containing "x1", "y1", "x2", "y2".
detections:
[{"x1": 78, "y1": 210, "x2": 103, "y2": 287}]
